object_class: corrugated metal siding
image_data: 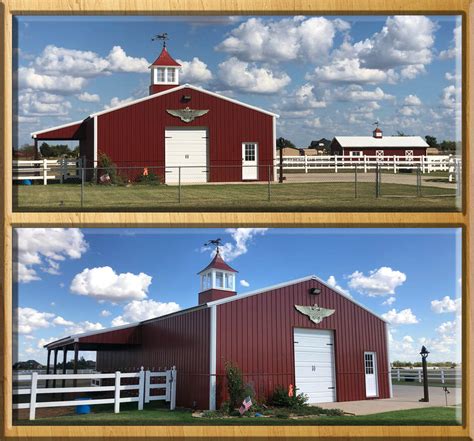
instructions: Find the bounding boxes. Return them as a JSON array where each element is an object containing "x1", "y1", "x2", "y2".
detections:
[
  {"x1": 97, "y1": 87, "x2": 274, "y2": 182},
  {"x1": 215, "y1": 279, "x2": 389, "y2": 405},
  {"x1": 79, "y1": 325, "x2": 141, "y2": 345},
  {"x1": 96, "y1": 308, "x2": 210, "y2": 409},
  {"x1": 35, "y1": 122, "x2": 84, "y2": 140}
]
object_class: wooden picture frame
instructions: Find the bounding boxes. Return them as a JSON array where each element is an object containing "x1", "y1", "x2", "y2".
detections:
[{"x1": 0, "y1": 0, "x2": 472, "y2": 439}]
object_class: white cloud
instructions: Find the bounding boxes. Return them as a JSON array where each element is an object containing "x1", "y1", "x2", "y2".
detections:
[
  {"x1": 14, "y1": 228, "x2": 88, "y2": 283},
  {"x1": 177, "y1": 57, "x2": 213, "y2": 84},
  {"x1": 37, "y1": 336, "x2": 59, "y2": 349},
  {"x1": 382, "y1": 296, "x2": 396, "y2": 306},
  {"x1": 52, "y1": 316, "x2": 74, "y2": 326},
  {"x1": 111, "y1": 299, "x2": 181, "y2": 327},
  {"x1": 333, "y1": 85, "x2": 394, "y2": 102},
  {"x1": 70, "y1": 266, "x2": 152, "y2": 302},
  {"x1": 207, "y1": 228, "x2": 268, "y2": 261},
  {"x1": 313, "y1": 58, "x2": 397, "y2": 84},
  {"x1": 77, "y1": 92, "x2": 100, "y2": 102},
  {"x1": 304, "y1": 117, "x2": 322, "y2": 129},
  {"x1": 104, "y1": 96, "x2": 134, "y2": 109},
  {"x1": 347, "y1": 267, "x2": 406, "y2": 296},
  {"x1": 400, "y1": 64, "x2": 426, "y2": 79},
  {"x1": 16, "y1": 307, "x2": 55, "y2": 334},
  {"x1": 326, "y1": 275, "x2": 351, "y2": 297},
  {"x1": 441, "y1": 84, "x2": 461, "y2": 109},
  {"x1": 65, "y1": 321, "x2": 105, "y2": 335},
  {"x1": 279, "y1": 83, "x2": 326, "y2": 111},
  {"x1": 18, "y1": 67, "x2": 87, "y2": 94},
  {"x1": 100, "y1": 309, "x2": 112, "y2": 317},
  {"x1": 19, "y1": 91, "x2": 71, "y2": 117},
  {"x1": 217, "y1": 57, "x2": 290, "y2": 94},
  {"x1": 382, "y1": 308, "x2": 419, "y2": 324},
  {"x1": 105, "y1": 46, "x2": 149, "y2": 73},
  {"x1": 399, "y1": 106, "x2": 421, "y2": 117},
  {"x1": 240, "y1": 279, "x2": 250, "y2": 287},
  {"x1": 403, "y1": 94, "x2": 422, "y2": 106},
  {"x1": 439, "y1": 24, "x2": 461, "y2": 60},
  {"x1": 216, "y1": 16, "x2": 341, "y2": 63},
  {"x1": 431, "y1": 296, "x2": 461, "y2": 314}
]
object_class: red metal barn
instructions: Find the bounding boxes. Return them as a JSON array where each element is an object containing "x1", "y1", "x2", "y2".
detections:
[
  {"x1": 45, "y1": 251, "x2": 392, "y2": 410},
  {"x1": 31, "y1": 46, "x2": 277, "y2": 183},
  {"x1": 329, "y1": 127, "x2": 429, "y2": 158}
]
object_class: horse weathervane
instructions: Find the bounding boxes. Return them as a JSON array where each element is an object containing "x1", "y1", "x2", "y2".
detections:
[
  {"x1": 373, "y1": 120, "x2": 380, "y2": 128},
  {"x1": 152, "y1": 32, "x2": 169, "y2": 47},
  {"x1": 204, "y1": 238, "x2": 223, "y2": 254}
]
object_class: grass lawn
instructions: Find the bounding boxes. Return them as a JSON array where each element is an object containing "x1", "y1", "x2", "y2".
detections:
[
  {"x1": 13, "y1": 182, "x2": 458, "y2": 212},
  {"x1": 16, "y1": 403, "x2": 461, "y2": 426},
  {"x1": 391, "y1": 380, "x2": 459, "y2": 388}
]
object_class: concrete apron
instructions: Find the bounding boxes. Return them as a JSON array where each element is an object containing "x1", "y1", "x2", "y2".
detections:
[{"x1": 315, "y1": 385, "x2": 462, "y2": 415}]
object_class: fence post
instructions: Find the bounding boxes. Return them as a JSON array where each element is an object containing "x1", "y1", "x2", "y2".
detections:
[
  {"x1": 29, "y1": 372, "x2": 38, "y2": 421},
  {"x1": 43, "y1": 159, "x2": 48, "y2": 185},
  {"x1": 364, "y1": 155, "x2": 367, "y2": 173},
  {"x1": 441, "y1": 370, "x2": 445, "y2": 384},
  {"x1": 416, "y1": 165, "x2": 421, "y2": 197},
  {"x1": 81, "y1": 165, "x2": 85, "y2": 208},
  {"x1": 170, "y1": 366, "x2": 177, "y2": 410},
  {"x1": 267, "y1": 165, "x2": 271, "y2": 202},
  {"x1": 138, "y1": 367, "x2": 145, "y2": 410},
  {"x1": 335, "y1": 155, "x2": 338, "y2": 173},
  {"x1": 114, "y1": 371, "x2": 121, "y2": 413},
  {"x1": 354, "y1": 165, "x2": 358, "y2": 199},
  {"x1": 144, "y1": 370, "x2": 151, "y2": 404},
  {"x1": 178, "y1": 167, "x2": 181, "y2": 203},
  {"x1": 304, "y1": 155, "x2": 308, "y2": 173},
  {"x1": 397, "y1": 369, "x2": 401, "y2": 381},
  {"x1": 375, "y1": 164, "x2": 380, "y2": 198},
  {"x1": 393, "y1": 156, "x2": 397, "y2": 174},
  {"x1": 418, "y1": 370, "x2": 422, "y2": 383},
  {"x1": 165, "y1": 370, "x2": 171, "y2": 402},
  {"x1": 456, "y1": 160, "x2": 461, "y2": 197}
]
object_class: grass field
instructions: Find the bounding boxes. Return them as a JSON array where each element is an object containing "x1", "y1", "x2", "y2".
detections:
[
  {"x1": 391, "y1": 379, "x2": 459, "y2": 388},
  {"x1": 16, "y1": 403, "x2": 460, "y2": 426},
  {"x1": 13, "y1": 182, "x2": 459, "y2": 212}
]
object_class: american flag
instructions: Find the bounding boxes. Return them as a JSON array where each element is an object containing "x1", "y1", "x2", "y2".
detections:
[{"x1": 239, "y1": 396, "x2": 253, "y2": 415}]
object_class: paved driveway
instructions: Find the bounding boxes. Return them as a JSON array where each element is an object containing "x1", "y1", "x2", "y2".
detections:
[{"x1": 317, "y1": 385, "x2": 462, "y2": 415}]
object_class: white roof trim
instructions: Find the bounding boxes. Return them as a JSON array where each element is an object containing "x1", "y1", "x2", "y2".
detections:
[
  {"x1": 44, "y1": 321, "x2": 140, "y2": 348},
  {"x1": 89, "y1": 84, "x2": 279, "y2": 118},
  {"x1": 31, "y1": 119, "x2": 84, "y2": 138},
  {"x1": 333, "y1": 136, "x2": 429, "y2": 148},
  {"x1": 207, "y1": 274, "x2": 388, "y2": 323}
]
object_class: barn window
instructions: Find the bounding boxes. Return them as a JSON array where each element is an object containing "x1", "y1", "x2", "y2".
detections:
[
  {"x1": 350, "y1": 151, "x2": 362, "y2": 157},
  {"x1": 167, "y1": 68, "x2": 176, "y2": 82},
  {"x1": 156, "y1": 68, "x2": 166, "y2": 82},
  {"x1": 216, "y1": 271, "x2": 224, "y2": 288},
  {"x1": 244, "y1": 143, "x2": 257, "y2": 161},
  {"x1": 224, "y1": 273, "x2": 235, "y2": 290}
]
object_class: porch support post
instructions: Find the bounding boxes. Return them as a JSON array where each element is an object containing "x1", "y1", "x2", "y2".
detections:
[
  {"x1": 45, "y1": 350, "x2": 51, "y2": 388},
  {"x1": 73, "y1": 343, "x2": 79, "y2": 387},
  {"x1": 52, "y1": 349, "x2": 58, "y2": 388},
  {"x1": 62, "y1": 347, "x2": 67, "y2": 388}
]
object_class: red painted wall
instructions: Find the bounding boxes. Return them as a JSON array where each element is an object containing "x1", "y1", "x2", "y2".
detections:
[
  {"x1": 215, "y1": 279, "x2": 390, "y2": 406},
  {"x1": 96, "y1": 87, "x2": 274, "y2": 182},
  {"x1": 96, "y1": 307, "x2": 211, "y2": 409},
  {"x1": 35, "y1": 121, "x2": 84, "y2": 140},
  {"x1": 330, "y1": 140, "x2": 427, "y2": 156}
]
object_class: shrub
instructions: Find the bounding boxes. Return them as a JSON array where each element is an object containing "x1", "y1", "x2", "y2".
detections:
[
  {"x1": 224, "y1": 361, "x2": 254, "y2": 412},
  {"x1": 97, "y1": 152, "x2": 123, "y2": 185},
  {"x1": 269, "y1": 385, "x2": 308, "y2": 409},
  {"x1": 136, "y1": 171, "x2": 161, "y2": 185}
]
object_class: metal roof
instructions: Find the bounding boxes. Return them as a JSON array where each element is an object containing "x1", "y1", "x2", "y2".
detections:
[
  {"x1": 197, "y1": 252, "x2": 238, "y2": 274},
  {"x1": 334, "y1": 136, "x2": 429, "y2": 148},
  {"x1": 150, "y1": 47, "x2": 181, "y2": 67}
]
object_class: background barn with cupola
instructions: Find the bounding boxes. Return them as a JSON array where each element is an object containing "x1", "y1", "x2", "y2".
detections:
[
  {"x1": 45, "y1": 251, "x2": 392, "y2": 411},
  {"x1": 31, "y1": 46, "x2": 278, "y2": 183}
]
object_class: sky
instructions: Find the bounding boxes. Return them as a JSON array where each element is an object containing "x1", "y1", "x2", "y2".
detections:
[
  {"x1": 13, "y1": 15, "x2": 462, "y2": 148},
  {"x1": 13, "y1": 228, "x2": 462, "y2": 365}
]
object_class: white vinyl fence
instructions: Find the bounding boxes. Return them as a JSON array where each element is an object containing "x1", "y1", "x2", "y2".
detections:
[
  {"x1": 391, "y1": 368, "x2": 461, "y2": 385},
  {"x1": 13, "y1": 367, "x2": 177, "y2": 420},
  {"x1": 13, "y1": 158, "x2": 81, "y2": 184},
  {"x1": 282, "y1": 155, "x2": 461, "y2": 174}
]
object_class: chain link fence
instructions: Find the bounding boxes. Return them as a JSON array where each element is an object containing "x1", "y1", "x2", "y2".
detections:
[{"x1": 13, "y1": 159, "x2": 461, "y2": 211}]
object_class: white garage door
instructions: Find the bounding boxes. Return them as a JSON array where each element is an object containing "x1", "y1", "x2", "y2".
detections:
[
  {"x1": 294, "y1": 328, "x2": 336, "y2": 403},
  {"x1": 165, "y1": 128, "x2": 208, "y2": 183}
]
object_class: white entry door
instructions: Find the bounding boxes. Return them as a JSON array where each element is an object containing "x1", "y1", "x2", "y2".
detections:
[
  {"x1": 242, "y1": 142, "x2": 258, "y2": 180},
  {"x1": 294, "y1": 328, "x2": 337, "y2": 403},
  {"x1": 165, "y1": 128, "x2": 208, "y2": 183},
  {"x1": 364, "y1": 352, "x2": 378, "y2": 397}
]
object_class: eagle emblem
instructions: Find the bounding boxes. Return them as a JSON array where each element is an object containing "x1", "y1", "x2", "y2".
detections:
[
  {"x1": 166, "y1": 107, "x2": 209, "y2": 123},
  {"x1": 294, "y1": 304, "x2": 335, "y2": 324}
]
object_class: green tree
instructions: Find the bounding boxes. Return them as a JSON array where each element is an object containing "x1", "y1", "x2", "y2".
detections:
[
  {"x1": 439, "y1": 140, "x2": 456, "y2": 153},
  {"x1": 425, "y1": 135, "x2": 438, "y2": 148},
  {"x1": 276, "y1": 137, "x2": 296, "y2": 150}
]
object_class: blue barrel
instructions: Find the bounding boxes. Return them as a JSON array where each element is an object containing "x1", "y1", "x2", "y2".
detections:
[
  {"x1": 75, "y1": 398, "x2": 91, "y2": 414},
  {"x1": 22, "y1": 179, "x2": 32, "y2": 185}
]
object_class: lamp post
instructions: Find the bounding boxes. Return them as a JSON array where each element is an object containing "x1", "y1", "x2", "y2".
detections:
[{"x1": 419, "y1": 345, "x2": 430, "y2": 402}]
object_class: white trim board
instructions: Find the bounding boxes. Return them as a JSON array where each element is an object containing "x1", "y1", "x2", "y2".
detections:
[
  {"x1": 209, "y1": 305, "x2": 217, "y2": 411},
  {"x1": 30, "y1": 119, "x2": 84, "y2": 138},
  {"x1": 89, "y1": 84, "x2": 279, "y2": 118},
  {"x1": 206, "y1": 274, "x2": 388, "y2": 323}
]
